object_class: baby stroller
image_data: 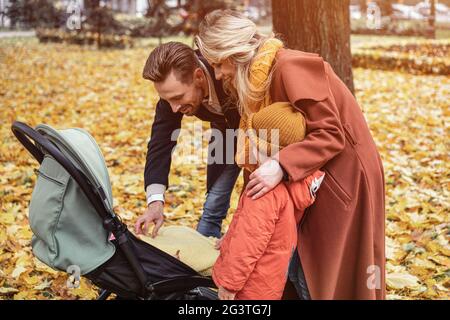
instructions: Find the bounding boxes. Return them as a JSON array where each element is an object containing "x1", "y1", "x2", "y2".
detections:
[{"x1": 11, "y1": 121, "x2": 218, "y2": 300}]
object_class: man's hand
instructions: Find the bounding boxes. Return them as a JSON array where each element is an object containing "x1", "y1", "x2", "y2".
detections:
[
  {"x1": 246, "y1": 159, "x2": 284, "y2": 200},
  {"x1": 218, "y1": 286, "x2": 236, "y2": 300},
  {"x1": 134, "y1": 201, "x2": 164, "y2": 238}
]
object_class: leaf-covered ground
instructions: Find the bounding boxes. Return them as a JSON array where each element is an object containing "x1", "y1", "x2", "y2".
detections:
[{"x1": 0, "y1": 39, "x2": 449, "y2": 299}]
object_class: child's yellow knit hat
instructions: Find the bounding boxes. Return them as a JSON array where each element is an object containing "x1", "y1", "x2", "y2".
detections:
[
  {"x1": 236, "y1": 102, "x2": 306, "y2": 171},
  {"x1": 248, "y1": 101, "x2": 306, "y2": 147}
]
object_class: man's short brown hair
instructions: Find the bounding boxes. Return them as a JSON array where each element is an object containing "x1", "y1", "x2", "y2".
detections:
[{"x1": 142, "y1": 42, "x2": 200, "y2": 83}]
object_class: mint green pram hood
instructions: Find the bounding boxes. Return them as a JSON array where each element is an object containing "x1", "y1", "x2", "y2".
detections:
[{"x1": 29, "y1": 124, "x2": 115, "y2": 275}]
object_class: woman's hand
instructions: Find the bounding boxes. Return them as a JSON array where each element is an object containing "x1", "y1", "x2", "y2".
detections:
[
  {"x1": 246, "y1": 159, "x2": 283, "y2": 200},
  {"x1": 218, "y1": 286, "x2": 236, "y2": 300}
]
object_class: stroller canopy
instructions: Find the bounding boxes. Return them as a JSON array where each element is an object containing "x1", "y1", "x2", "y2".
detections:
[
  {"x1": 35, "y1": 124, "x2": 114, "y2": 209},
  {"x1": 29, "y1": 124, "x2": 116, "y2": 275}
]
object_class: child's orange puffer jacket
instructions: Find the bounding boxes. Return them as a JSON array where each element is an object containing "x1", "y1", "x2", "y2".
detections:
[{"x1": 212, "y1": 170, "x2": 325, "y2": 299}]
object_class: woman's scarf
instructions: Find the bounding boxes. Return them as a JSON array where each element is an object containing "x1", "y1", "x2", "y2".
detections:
[{"x1": 235, "y1": 38, "x2": 284, "y2": 172}]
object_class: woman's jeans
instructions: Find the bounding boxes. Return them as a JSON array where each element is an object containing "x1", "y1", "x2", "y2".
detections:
[
  {"x1": 288, "y1": 248, "x2": 311, "y2": 300},
  {"x1": 196, "y1": 164, "x2": 241, "y2": 238}
]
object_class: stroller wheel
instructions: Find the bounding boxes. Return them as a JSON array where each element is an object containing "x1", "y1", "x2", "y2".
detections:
[
  {"x1": 97, "y1": 289, "x2": 112, "y2": 300},
  {"x1": 146, "y1": 287, "x2": 218, "y2": 300},
  {"x1": 185, "y1": 287, "x2": 218, "y2": 300}
]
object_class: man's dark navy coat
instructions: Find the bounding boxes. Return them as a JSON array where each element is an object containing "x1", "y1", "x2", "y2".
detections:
[{"x1": 144, "y1": 53, "x2": 241, "y2": 193}]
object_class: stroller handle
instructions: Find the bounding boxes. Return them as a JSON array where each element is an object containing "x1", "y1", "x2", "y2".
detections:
[
  {"x1": 11, "y1": 121, "x2": 110, "y2": 220},
  {"x1": 11, "y1": 121, "x2": 45, "y2": 164}
]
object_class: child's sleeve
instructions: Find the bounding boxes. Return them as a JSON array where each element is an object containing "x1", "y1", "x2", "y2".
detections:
[
  {"x1": 286, "y1": 170, "x2": 325, "y2": 224},
  {"x1": 212, "y1": 191, "x2": 285, "y2": 293}
]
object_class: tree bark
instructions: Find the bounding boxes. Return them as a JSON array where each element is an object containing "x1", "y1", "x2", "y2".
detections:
[
  {"x1": 378, "y1": 0, "x2": 393, "y2": 17},
  {"x1": 428, "y1": 0, "x2": 436, "y2": 39},
  {"x1": 85, "y1": 0, "x2": 101, "y2": 12},
  {"x1": 360, "y1": 0, "x2": 367, "y2": 15},
  {"x1": 272, "y1": 0, "x2": 355, "y2": 94}
]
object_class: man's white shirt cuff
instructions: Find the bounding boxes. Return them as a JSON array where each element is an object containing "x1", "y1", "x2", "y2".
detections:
[
  {"x1": 146, "y1": 184, "x2": 166, "y2": 206},
  {"x1": 146, "y1": 194, "x2": 165, "y2": 206}
]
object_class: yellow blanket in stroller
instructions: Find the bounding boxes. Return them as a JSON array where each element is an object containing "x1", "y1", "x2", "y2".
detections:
[{"x1": 138, "y1": 226, "x2": 220, "y2": 276}]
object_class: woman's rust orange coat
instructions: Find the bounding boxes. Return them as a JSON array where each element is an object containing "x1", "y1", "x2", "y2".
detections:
[
  {"x1": 244, "y1": 49, "x2": 386, "y2": 300},
  {"x1": 270, "y1": 49, "x2": 386, "y2": 299}
]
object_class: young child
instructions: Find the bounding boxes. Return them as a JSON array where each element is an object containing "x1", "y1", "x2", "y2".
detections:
[{"x1": 212, "y1": 102, "x2": 325, "y2": 300}]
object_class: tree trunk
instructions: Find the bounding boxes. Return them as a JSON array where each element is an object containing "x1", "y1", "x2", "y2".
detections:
[
  {"x1": 272, "y1": 0, "x2": 355, "y2": 94},
  {"x1": 85, "y1": 0, "x2": 101, "y2": 12},
  {"x1": 428, "y1": 0, "x2": 436, "y2": 39},
  {"x1": 378, "y1": 0, "x2": 393, "y2": 17},
  {"x1": 360, "y1": 0, "x2": 367, "y2": 15}
]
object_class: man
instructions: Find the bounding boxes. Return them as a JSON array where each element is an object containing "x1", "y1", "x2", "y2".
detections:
[{"x1": 135, "y1": 42, "x2": 241, "y2": 239}]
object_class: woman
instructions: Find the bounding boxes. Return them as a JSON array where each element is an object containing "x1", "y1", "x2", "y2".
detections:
[{"x1": 196, "y1": 10, "x2": 386, "y2": 300}]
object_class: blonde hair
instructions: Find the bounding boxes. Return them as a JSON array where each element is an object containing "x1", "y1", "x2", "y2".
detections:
[{"x1": 195, "y1": 10, "x2": 281, "y2": 116}]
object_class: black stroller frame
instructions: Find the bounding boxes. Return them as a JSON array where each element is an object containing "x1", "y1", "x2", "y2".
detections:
[{"x1": 11, "y1": 121, "x2": 218, "y2": 300}]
